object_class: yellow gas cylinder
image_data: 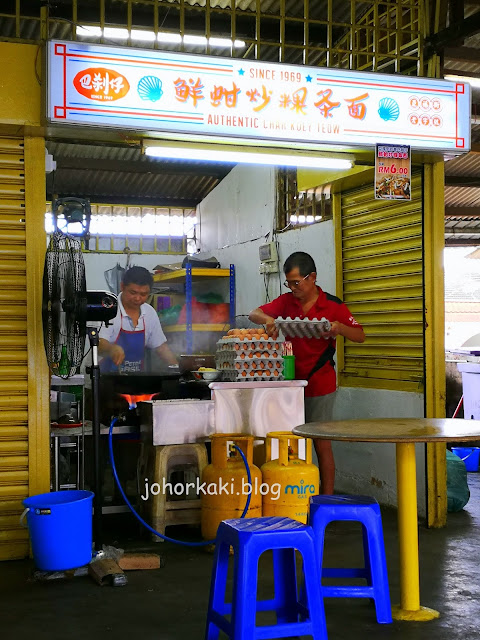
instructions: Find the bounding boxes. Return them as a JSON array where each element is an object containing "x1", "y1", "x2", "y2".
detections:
[
  {"x1": 261, "y1": 431, "x2": 319, "y2": 523},
  {"x1": 201, "y1": 434, "x2": 262, "y2": 540}
]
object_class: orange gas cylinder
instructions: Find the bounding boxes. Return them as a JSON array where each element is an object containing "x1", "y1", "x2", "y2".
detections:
[
  {"x1": 201, "y1": 434, "x2": 262, "y2": 540},
  {"x1": 261, "y1": 431, "x2": 319, "y2": 523}
]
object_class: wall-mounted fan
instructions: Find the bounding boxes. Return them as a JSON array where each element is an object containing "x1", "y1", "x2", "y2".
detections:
[
  {"x1": 42, "y1": 230, "x2": 118, "y2": 549},
  {"x1": 51, "y1": 197, "x2": 91, "y2": 241}
]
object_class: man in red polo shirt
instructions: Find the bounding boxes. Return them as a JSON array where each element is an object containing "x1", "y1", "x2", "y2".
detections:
[{"x1": 249, "y1": 251, "x2": 365, "y2": 494}]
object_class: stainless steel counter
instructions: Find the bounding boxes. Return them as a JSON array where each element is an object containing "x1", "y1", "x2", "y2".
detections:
[
  {"x1": 140, "y1": 399, "x2": 215, "y2": 445},
  {"x1": 51, "y1": 421, "x2": 139, "y2": 437}
]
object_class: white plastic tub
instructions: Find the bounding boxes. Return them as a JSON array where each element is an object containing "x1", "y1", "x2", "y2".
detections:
[{"x1": 457, "y1": 362, "x2": 480, "y2": 420}]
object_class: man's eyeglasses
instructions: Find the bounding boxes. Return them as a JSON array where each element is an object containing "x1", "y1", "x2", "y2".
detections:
[{"x1": 283, "y1": 273, "x2": 311, "y2": 289}]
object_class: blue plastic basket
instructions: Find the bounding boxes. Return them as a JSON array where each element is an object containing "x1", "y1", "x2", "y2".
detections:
[
  {"x1": 21, "y1": 490, "x2": 93, "y2": 571},
  {"x1": 451, "y1": 447, "x2": 480, "y2": 472}
]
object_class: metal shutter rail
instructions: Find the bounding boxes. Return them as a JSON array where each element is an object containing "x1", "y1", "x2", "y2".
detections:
[
  {"x1": 340, "y1": 174, "x2": 424, "y2": 389},
  {"x1": 0, "y1": 138, "x2": 29, "y2": 559}
]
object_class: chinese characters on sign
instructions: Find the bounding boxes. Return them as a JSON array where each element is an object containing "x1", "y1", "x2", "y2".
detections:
[
  {"x1": 174, "y1": 77, "x2": 205, "y2": 107},
  {"x1": 171, "y1": 77, "x2": 366, "y2": 119},
  {"x1": 73, "y1": 67, "x2": 130, "y2": 101},
  {"x1": 48, "y1": 41, "x2": 471, "y2": 153},
  {"x1": 375, "y1": 144, "x2": 411, "y2": 200}
]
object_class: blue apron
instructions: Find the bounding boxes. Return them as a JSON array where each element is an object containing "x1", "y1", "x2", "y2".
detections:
[{"x1": 101, "y1": 315, "x2": 146, "y2": 373}]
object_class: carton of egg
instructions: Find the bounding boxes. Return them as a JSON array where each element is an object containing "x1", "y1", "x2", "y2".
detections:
[
  {"x1": 274, "y1": 316, "x2": 331, "y2": 339},
  {"x1": 222, "y1": 370, "x2": 283, "y2": 382},
  {"x1": 216, "y1": 335, "x2": 284, "y2": 382}
]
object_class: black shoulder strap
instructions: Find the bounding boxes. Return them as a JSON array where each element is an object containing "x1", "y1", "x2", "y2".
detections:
[{"x1": 306, "y1": 343, "x2": 336, "y2": 380}]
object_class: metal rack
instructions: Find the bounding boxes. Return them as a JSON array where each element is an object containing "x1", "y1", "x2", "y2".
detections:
[
  {"x1": 153, "y1": 264, "x2": 236, "y2": 354},
  {"x1": 50, "y1": 374, "x2": 85, "y2": 491},
  {"x1": 50, "y1": 372, "x2": 135, "y2": 514}
]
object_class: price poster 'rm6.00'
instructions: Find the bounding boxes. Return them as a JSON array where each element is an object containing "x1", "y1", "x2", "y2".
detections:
[{"x1": 375, "y1": 144, "x2": 411, "y2": 201}]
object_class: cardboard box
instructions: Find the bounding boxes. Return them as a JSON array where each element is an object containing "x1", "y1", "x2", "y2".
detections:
[{"x1": 117, "y1": 553, "x2": 163, "y2": 571}]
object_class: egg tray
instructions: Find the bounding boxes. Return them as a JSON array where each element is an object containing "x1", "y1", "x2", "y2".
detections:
[
  {"x1": 216, "y1": 350, "x2": 282, "y2": 363},
  {"x1": 216, "y1": 337, "x2": 283, "y2": 352},
  {"x1": 217, "y1": 358, "x2": 284, "y2": 372},
  {"x1": 222, "y1": 369, "x2": 284, "y2": 382},
  {"x1": 274, "y1": 317, "x2": 331, "y2": 339}
]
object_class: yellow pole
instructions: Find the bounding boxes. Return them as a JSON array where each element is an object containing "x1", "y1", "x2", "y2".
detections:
[
  {"x1": 25, "y1": 136, "x2": 50, "y2": 498},
  {"x1": 392, "y1": 442, "x2": 439, "y2": 621},
  {"x1": 396, "y1": 442, "x2": 419, "y2": 610},
  {"x1": 424, "y1": 161, "x2": 447, "y2": 528}
]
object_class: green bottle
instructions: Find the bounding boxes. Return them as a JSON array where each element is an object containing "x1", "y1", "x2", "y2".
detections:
[{"x1": 58, "y1": 345, "x2": 70, "y2": 376}]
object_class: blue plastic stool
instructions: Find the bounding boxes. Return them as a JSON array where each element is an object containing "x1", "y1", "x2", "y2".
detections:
[
  {"x1": 205, "y1": 516, "x2": 327, "y2": 640},
  {"x1": 309, "y1": 495, "x2": 392, "y2": 624}
]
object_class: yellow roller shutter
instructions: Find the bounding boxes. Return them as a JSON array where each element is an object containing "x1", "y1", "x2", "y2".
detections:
[
  {"x1": 338, "y1": 173, "x2": 424, "y2": 392},
  {"x1": 0, "y1": 138, "x2": 29, "y2": 559}
]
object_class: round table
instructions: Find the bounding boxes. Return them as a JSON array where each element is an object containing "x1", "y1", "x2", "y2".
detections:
[{"x1": 293, "y1": 417, "x2": 480, "y2": 621}]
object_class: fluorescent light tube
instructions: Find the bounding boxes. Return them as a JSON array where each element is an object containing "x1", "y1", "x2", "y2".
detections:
[
  {"x1": 77, "y1": 26, "x2": 103, "y2": 37},
  {"x1": 444, "y1": 74, "x2": 480, "y2": 89},
  {"x1": 209, "y1": 37, "x2": 246, "y2": 48},
  {"x1": 104, "y1": 27, "x2": 129, "y2": 39},
  {"x1": 145, "y1": 146, "x2": 353, "y2": 169},
  {"x1": 131, "y1": 29, "x2": 156, "y2": 42},
  {"x1": 184, "y1": 35, "x2": 208, "y2": 45},
  {"x1": 209, "y1": 37, "x2": 234, "y2": 47},
  {"x1": 157, "y1": 32, "x2": 182, "y2": 43},
  {"x1": 77, "y1": 25, "x2": 245, "y2": 49}
]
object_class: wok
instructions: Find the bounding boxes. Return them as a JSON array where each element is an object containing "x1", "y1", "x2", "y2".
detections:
[
  {"x1": 100, "y1": 371, "x2": 182, "y2": 395},
  {"x1": 179, "y1": 354, "x2": 216, "y2": 371}
]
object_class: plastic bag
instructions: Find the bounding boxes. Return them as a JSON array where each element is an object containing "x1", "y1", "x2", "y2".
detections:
[
  {"x1": 447, "y1": 450, "x2": 470, "y2": 512},
  {"x1": 208, "y1": 303, "x2": 230, "y2": 324},
  {"x1": 181, "y1": 256, "x2": 220, "y2": 269},
  {"x1": 159, "y1": 305, "x2": 182, "y2": 326},
  {"x1": 196, "y1": 293, "x2": 223, "y2": 304},
  {"x1": 91, "y1": 544, "x2": 125, "y2": 564},
  {"x1": 177, "y1": 297, "x2": 210, "y2": 324}
]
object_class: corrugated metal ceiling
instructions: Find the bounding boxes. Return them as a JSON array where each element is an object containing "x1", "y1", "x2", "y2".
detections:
[
  {"x1": 445, "y1": 187, "x2": 480, "y2": 209},
  {"x1": 445, "y1": 153, "x2": 480, "y2": 178},
  {"x1": 46, "y1": 141, "x2": 234, "y2": 207},
  {"x1": 445, "y1": 216, "x2": 480, "y2": 246},
  {"x1": 158, "y1": 0, "x2": 356, "y2": 20},
  {"x1": 0, "y1": 0, "x2": 356, "y2": 45},
  {"x1": 53, "y1": 167, "x2": 217, "y2": 202}
]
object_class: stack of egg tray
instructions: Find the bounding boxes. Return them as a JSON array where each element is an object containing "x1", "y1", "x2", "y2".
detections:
[
  {"x1": 216, "y1": 337, "x2": 284, "y2": 381},
  {"x1": 274, "y1": 316, "x2": 331, "y2": 338}
]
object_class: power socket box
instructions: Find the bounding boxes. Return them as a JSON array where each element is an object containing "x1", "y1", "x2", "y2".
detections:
[
  {"x1": 259, "y1": 262, "x2": 279, "y2": 274},
  {"x1": 259, "y1": 241, "x2": 278, "y2": 263}
]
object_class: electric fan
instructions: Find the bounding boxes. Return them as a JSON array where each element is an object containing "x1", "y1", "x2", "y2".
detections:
[
  {"x1": 51, "y1": 197, "x2": 91, "y2": 241},
  {"x1": 42, "y1": 230, "x2": 118, "y2": 549}
]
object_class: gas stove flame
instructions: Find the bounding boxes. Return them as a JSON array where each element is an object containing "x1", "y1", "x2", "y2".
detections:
[{"x1": 119, "y1": 393, "x2": 158, "y2": 410}]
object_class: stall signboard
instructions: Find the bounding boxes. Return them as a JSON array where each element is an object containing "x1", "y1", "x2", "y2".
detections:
[
  {"x1": 375, "y1": 144, "x2": 411, "y2": 200},
  {"x1": 47, "y1": 40, "x2": 471, "y2": 153}
]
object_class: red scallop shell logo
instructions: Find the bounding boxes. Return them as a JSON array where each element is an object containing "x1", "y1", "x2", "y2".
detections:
[{"x1": 73, "y1": 68, "x2": 130, "y2": 101}]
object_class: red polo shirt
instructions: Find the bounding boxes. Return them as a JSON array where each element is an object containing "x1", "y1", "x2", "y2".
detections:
[{"x1": 260, "y1": 288, "x2": 362, "y2": 397}]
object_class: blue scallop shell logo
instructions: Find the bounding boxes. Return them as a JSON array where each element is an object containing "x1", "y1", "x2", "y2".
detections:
[
  {"x1": 378, "y1": 97, "x2": 400, "y2": 121},
  {"x1": 137, "y1": 76, "x2": 163, "y2": 102}
]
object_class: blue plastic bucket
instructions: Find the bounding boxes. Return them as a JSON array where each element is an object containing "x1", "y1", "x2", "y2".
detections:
[
  {"x1": 451, "y1": 447, "x2": 480, "y2": 472},
  {"x1": 21, "y1": 490, "x2": 94, "y2": 571}
]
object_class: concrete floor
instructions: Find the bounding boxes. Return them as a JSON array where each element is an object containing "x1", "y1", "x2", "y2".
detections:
[{"x1": 1, "y1": 475, "x2": 479, "y2": 640}]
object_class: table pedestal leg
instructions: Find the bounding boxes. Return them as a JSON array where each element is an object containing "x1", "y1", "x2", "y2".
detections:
[{"x1": 391, "y1": 442, "x2": 440, "y2": 621}]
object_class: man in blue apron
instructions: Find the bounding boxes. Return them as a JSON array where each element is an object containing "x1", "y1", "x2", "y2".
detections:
[{"x1": 99, "y1": 266, "x2": 178, "y2": 372}]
